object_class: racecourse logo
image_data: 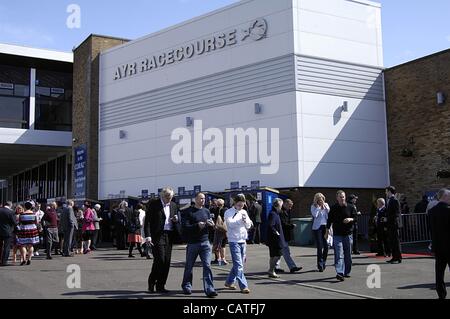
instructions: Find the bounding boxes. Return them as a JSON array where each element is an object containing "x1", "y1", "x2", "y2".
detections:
[
  {"x1": 114, "y1": 18, "x2": 268, "y2": 80},
  {"x1": 171, "y1": 120, "x2": 279, "y2": 175}
]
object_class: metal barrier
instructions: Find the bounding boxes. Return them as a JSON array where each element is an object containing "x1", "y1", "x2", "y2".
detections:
[
  {"x1": 357, "y1": 213, "x2": 431, "y2": 244},
  {"x1": 399, "y1": 213, "x2": 431, "y2": 244},
  {"x1": 357, "y1": 214, "x2": 371, "y2": 240}
]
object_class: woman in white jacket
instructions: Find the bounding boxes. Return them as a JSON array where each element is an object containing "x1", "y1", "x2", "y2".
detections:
[
  {"x1": 224, "y1": 194, "x2": 253, "y2": 294},
  {"x1": 311, "y1": 193, "x2": 330, "y2": 272}
]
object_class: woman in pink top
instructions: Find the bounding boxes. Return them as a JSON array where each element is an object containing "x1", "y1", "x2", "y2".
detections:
[{"x1": 82, "y1": 201, "x2": 95, "y2": 254}]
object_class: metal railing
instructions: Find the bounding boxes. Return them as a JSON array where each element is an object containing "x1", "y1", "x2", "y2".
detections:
[
  {"x1": 399, "y1": 213, "x2": 431, "y2": 244},
  {"x1": 357, "y1": 213, "x2": 431, "y2": 244}
]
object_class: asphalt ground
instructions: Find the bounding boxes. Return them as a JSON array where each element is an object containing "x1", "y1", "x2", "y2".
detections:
[{"x1": 0, "y1": 242, "x2": 446, "y2": 300}]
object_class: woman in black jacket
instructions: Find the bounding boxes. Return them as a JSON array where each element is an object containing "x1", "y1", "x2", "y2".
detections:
[
  {"x1": 266, "y1": 198, "x2": 286, "y2": 278},
  {"x1": 127, "y1": 205, "x2": 143, "y2": 258}
]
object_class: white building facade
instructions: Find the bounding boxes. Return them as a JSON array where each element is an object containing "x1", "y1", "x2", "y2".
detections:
[{"x1": 98, "y1": 0, "x2": 388, "y2": 199}]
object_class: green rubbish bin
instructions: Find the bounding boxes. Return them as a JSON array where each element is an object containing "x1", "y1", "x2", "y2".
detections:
[{"x1": 291, "y1": 217, "x2": 313, "y2": 246}]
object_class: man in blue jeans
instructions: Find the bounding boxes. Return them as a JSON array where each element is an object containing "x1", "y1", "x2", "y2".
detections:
[
  {"x1": 181, "y1": 192, "x2": 218, "y2": 298},
  {"x1": 325, "y1": 190, "x2": 357, "y2": 281}
]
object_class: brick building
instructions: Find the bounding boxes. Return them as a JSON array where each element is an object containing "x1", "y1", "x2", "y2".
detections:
[{"x1": 384, "y1": 49, "x2": 450, "y2": 207}]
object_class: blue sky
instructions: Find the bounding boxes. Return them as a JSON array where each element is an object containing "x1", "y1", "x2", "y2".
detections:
[{"x1": 0, "y1": 0, "x2": 449, "y2": 67}]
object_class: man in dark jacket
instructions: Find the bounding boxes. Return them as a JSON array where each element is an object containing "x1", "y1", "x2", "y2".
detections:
[
  {"x1": 375, "y1": 198, "x2": 390, "y2": 257},
  {"x1": 267, "y1": 198, "x2": 286, "y2": 278},
  {"x1": 0, "y1": 201, "x2": 17, "y2": 266},
  {"x1": 347, "y1": 194, "x2": 362, "y2": 255},
  {"x1": 414, "y1": 195, "x2": 429, "y2": 214},
  {"x1": 247, "y1": 196, "x2": 262, "y2": 244},
  {"x1": 385, "y1": 186, "x2": 402, "y2": 263},
  {"x1": 428, "y1": 188, "x2": 450, "y2": 299},
  {"x1": 181, "y1": 192, "x2": 217, "y2": 297},
  {"x1": 144, "y1": 187, "x2": 181, "y2": 293},
  {"x1": 275, "y1": 199, "x2": 302, "y2": 273},
  {"x1": 326, "y1": 190, "x2": 357, "y2": 281},
  {"x1": 61, "y1": 200, "x2": 78, "y2": 257}
]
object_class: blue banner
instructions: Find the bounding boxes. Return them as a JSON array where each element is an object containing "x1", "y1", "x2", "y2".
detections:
[{"x1": 74, "y1": 145, "x2": 87, "y2": 199}]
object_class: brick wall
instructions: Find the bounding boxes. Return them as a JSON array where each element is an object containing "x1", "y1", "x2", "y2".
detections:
[
  {"x1": 384, "y1": 49, "x2": 450, "y2": 208},
  {"x1": 72, "y1": 35, "x2": 129, "y2": 200}
]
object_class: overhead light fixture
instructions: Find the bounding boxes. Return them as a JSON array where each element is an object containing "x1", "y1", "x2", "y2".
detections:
[
  {"x1": 437, "y1": 91, "x2": 446, "y2": 106},
  {"x1": 254, "y1": 103, "x2": 262, "y2": 114}
]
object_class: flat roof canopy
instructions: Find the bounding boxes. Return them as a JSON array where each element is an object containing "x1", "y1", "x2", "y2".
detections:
[{"x1": 0, "y1": 144, "x2": 70, "y2": 179}]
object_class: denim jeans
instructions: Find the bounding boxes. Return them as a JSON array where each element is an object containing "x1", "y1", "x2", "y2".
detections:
[
  {"x1": 313, "y1": 226, "x2": 328, "y2": 271},
  {"x1": 333, "y1": 235, "x2": 353, "y2": 276},
  {"x1": 181, "y1": 241, "x2": 215, "y2": 295},
  {"x1": 226, "y1": 242, "x2": 248, "y2": 290},
  {"x1": 275, "y1": 245, "x2": 297, "y2": 270}
]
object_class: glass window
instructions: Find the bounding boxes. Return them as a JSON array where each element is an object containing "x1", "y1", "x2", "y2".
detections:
[
  {"x1": 17, "y1": 173, "x2": 24, "y2": 202},
  {"x1": 47, "y1": 159, "x2": 56, "y2": 199},
  {"x1": 56, "y1": 156, "x2": 66, "y2": 197},
  {"x1": 0, "y1": 65, "x2": 30, "y2": 129},
  {"x1": 34, "y1": 98, "x2": 71, "y2": 131},
  {"x1": 35, "y1": 69, "x2": 72, "y2": 132},
  {"x1": 38, "y1": 164, "x2": 47, "y2": 199},
  {"x1": 13, "y1": 175, "x2": 18, "y2": 203},
  {"x1": 0, "y1": 65, "x2": 29, "y2": 86},
  {"x1": 0, "y1": 96, "x2": 29, "y2": 128}
]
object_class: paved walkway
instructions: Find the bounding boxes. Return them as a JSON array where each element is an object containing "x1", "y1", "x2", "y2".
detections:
[{"x1": 0, "y1": 243, "x2": 444, "y2": 299}]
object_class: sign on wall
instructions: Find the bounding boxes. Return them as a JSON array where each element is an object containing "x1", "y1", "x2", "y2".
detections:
[
  {"x1": 113, "y1": 19, "x2": 268, "y2": 81},
  {"x1": 73, "y1": 145, "x2": 87, "y2": 199}
]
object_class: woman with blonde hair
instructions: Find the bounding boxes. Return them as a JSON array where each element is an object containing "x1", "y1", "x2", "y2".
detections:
[{"x1": 311, "y1": 193, "x2": 330, "y2": 272}]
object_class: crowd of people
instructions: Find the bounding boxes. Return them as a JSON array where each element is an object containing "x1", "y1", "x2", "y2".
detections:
[{"x1": 1, "y1": 185, "x2": 449, "y2": 299}]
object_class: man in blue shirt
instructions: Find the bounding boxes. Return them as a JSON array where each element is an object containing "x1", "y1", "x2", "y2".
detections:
[{"x1": 181, "y1": 192, "x2": 218, "y2": 297}]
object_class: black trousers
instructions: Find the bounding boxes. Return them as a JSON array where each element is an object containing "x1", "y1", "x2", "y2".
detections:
[
  {"x1": 250, "y1": 223, "x2": 261, "y2": 244},
  {"x1": 91, "y1": 229, "x2": 99, "y2": 249},
  {"x1": 115, "y1": 227, "x2": 127, "y2": 250},
  {"x1": 0, "y1": 236, "x2": 12, "y2": 265},
  {"x1": 352, "y1": 227, "x2": 359, "y2": 252},
  {"x1": 435, "y1": 255, "x2": 450, "y2": 299},
  {"x1": 148, "y1": 232, "x2": 173, "y2": 289},
  {"x1": 63, "y1": 227, "x2": 75, "y2": 256},
  {"x1": 376, "y1": 225, "x2": 391, "y2": 256},
  {"x1": 388, "y1": 227, "x2": 402, "y2": 260},
  {"x1": 313, "y1": 226, "x2": 328, "y2": 271}
]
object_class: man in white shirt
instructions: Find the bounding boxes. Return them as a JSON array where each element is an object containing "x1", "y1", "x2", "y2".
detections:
[{"x1": 144, "y1": 187, "x2": 181, "y2": 293}]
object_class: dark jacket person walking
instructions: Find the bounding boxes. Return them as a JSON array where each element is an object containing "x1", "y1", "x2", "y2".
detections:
[
  {"x1": 385, "y1": 186, "x2": 402, "y2": 263},
  {"x1": 144, "y1": 187, "x2": 181, "y2": 293},
  {"x1": 428, "y1": 188, "x2": 450, "y2": 299},
  {"x1": 0, "y1": 202, "x2": 17, "y2": 266}
]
